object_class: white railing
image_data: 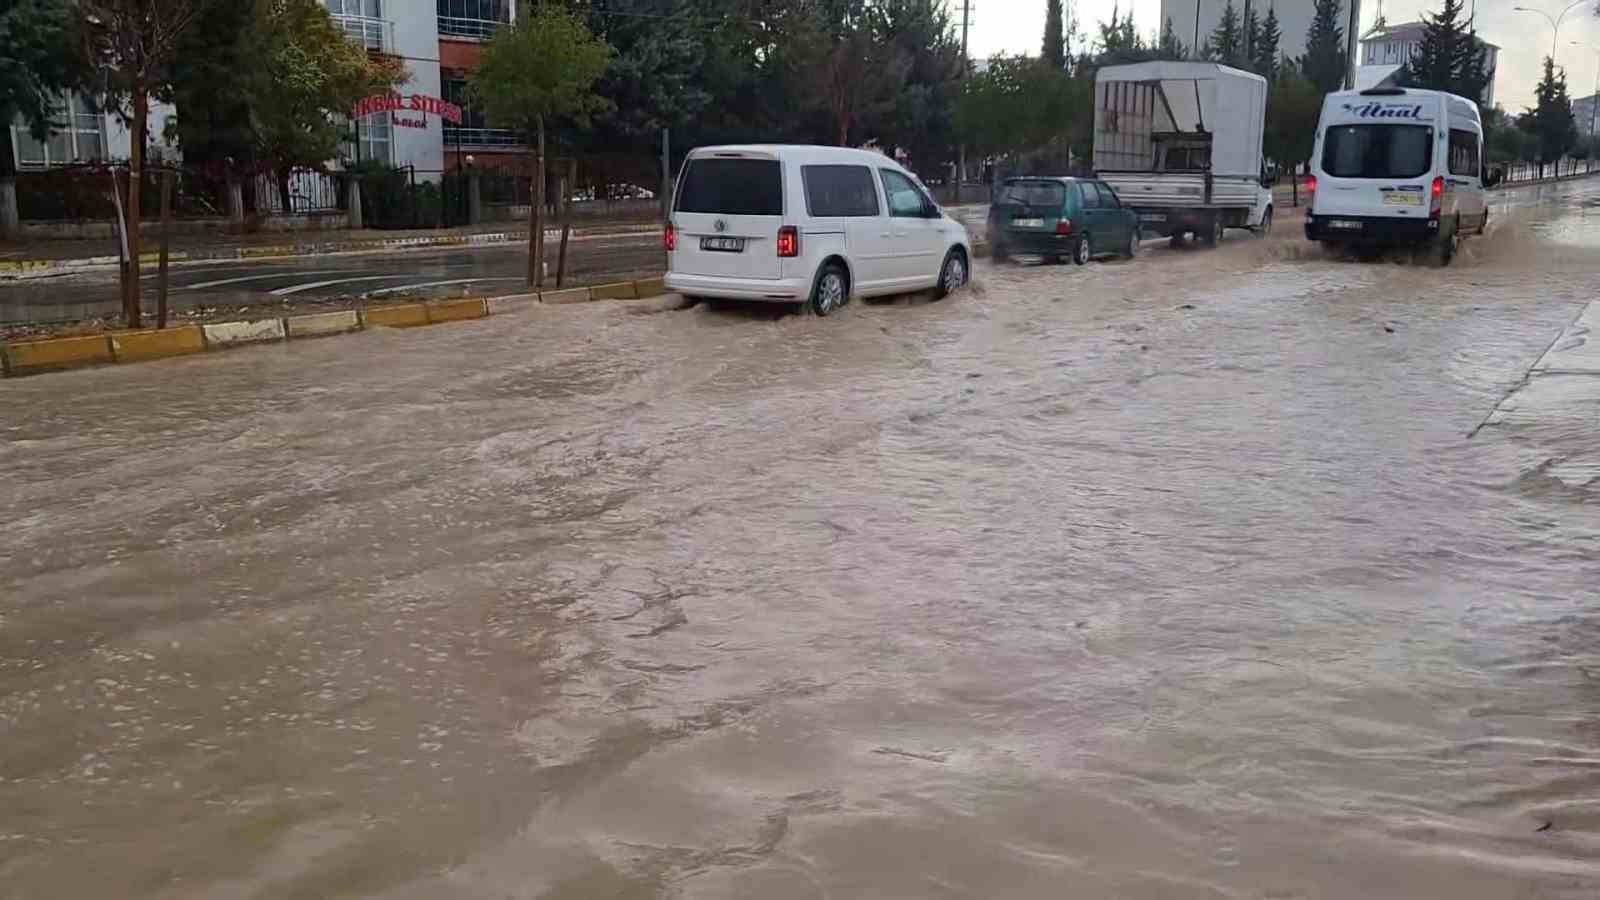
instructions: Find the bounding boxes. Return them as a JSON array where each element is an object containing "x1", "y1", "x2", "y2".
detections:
[
  {"x1": 332, "y1": 14, "x2": 394, "y2": 52},
  {"x1": 442, "y1": 126, "x2": 523, "y2": 148},
  {"x1": 437, "y1": 15, "x2": 508, "y2": 38}
]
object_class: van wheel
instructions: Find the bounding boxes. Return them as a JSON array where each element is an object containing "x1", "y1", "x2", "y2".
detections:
[
  {"x1": 1476, "y1": 210, "x2": 1488, "y2": 235},
  {"x1": 809, "y1": 264, "x2": 847, "y2": 316},
  {"x1": 1072, "y1": 234, "x2": 1092, "y2": 265},
  {"x1": 1434, "y1": 233, "x2": 1457, "y2": 267},
  {"x1": 936, "y1": 249, "x2": 968, "y2": 298}
]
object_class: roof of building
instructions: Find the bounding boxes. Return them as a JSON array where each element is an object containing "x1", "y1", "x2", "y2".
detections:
[{"x1": 1362, "y1": 20, "x2": 1499, "y2": 50}]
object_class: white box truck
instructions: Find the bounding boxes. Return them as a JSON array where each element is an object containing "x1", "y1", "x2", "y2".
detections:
[{"x1": 1092, "y1": 61, "x2": 1274, "y2": 246}]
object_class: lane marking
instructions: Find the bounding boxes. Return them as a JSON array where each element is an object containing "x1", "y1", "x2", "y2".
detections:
[
  {"x1": 270, "y1": 275, "x2": 408, "y2": 296},
  {"x1": 183, "y1": 270, "x2": 347, "y2": 290},
  {"x1": 364, "y1": 277, "x2": 523, "y2": 296}
]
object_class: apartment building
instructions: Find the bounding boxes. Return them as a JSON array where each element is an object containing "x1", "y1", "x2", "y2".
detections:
[
  {"x1": 5, "y1": 0, "x2": 523, "y2": 182},
  {"x1": 1355, "y1": 21, "x2": 1498, "y2": 107}
]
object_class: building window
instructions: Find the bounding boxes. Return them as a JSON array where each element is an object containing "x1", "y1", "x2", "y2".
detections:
[
  {"x1": 326, "y1": 0, "x2": 388, "y2": 50},
  {"x1": 350, "y1": 113, "x2": 392, "y2": 165},
  {"x1": 9, "y1": 94, "x2": 105, "y2": 169},
  {"x1": 441, "y1": 77, "x2": 522, "y2": 147},
  {"x1": 438, "y1": 0, "x2": 510, "y2": 39}
]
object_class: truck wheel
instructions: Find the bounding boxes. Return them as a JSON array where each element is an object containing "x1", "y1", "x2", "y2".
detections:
[
  {"x1": 1200, "y1": 215, "x2": 1224, "y2": 247},
  {"x1": 1169, "y1": 233, "x2": 1187, "y2": 249},
  {"x1": 1255, "y1": 207, "x2": 1273, "y2": 237}
]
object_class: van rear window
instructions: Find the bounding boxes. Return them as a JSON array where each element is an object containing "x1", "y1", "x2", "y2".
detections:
[
  {"x1": 675, "y1": 158, "x2": 783, "y2": 215},
  {"x1": 1322, "y1": 124, "x2": 1433, "y2": 179}
]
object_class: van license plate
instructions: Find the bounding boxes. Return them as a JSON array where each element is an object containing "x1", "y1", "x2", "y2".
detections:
[
  {"x1": 1328, "y1": 219, "x2": 1364, "y2": 230},
  {"x1": 1383, "y1": 192, "x2": 1422, "y2": 206},
  {"x1": 1011, "y1": 218, "x2": 1044, "y2": 228},
  {"x1": 701, "y1": 237, "x2": 745, "y2": 252}
]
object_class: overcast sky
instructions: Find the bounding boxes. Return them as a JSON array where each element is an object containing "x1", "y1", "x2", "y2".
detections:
[{"x1": 965, "y1": 0, "x2": 1600, "y2": 114}]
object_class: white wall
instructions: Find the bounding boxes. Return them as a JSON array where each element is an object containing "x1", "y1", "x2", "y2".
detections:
[{"x1": 371, "y1": 0, "x2": 444, "y2": 181}]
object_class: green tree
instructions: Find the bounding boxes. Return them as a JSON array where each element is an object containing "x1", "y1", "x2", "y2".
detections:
[
  {"x1": 81, "y1": 0, "x2": 202, "y2": 328},
  {"x1": 1265, "y1": 66, "x2": 1321, "y2": 180},
  {"x1": 165, "y1": 0, "x2": 259, "y2": 169},
  {"x1": 1242, "y1": 4, "x2": 1261, "y2": 70},
  {"x1": 1095, "y1": 5, "x2": 1151, "y2": 63},
  {"x1": 585, "y1": 0, "x2": 711, "y2": 157},
  {"x1": 1208, "y1": 0, "x2": 1242, "y2": 66},
  {"x1": 1042, "y1": 0, "x2": 1066, "y2": 68},
  {"x1": 0, "y1": 0, "x2": 85, "y2": 237},
  {"x1": 1158, "y1": 16, "x2": 1188, "y2": 60},
  {"x1": 1526, "y1": 57, "x2": 1578, "y2": 176},
  {"x1": 953, "y1": 55, "x2": 1083, "y2": 162},
  {"x1": 255, "y1": 0, "x2": 403, "y2": 207},
  {"x1": 1300, "y1": 0, "x2": 1346, "y2": 94},
  {"x1": 862, "y1": 0, "x2": 963, "y2": 173},
  {"x1": 1253, "y1": 5, "x2": 1281, "y2": 78},
  {"x1": 472, "y1": 2, "x2": 612, "y2": 286}
]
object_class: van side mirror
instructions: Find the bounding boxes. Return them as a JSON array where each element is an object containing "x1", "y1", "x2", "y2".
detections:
[{"x1": 1484, "y1": 167, "x2": 1502, "y2": 187}]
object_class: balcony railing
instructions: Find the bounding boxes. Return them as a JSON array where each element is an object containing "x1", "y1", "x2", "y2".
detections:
[
  {"x1": 332, "y1": 14, "x2": 395, "y2": 52},
  {"x1": 442, "y1": 126, "x2": 523, "y2": 148},
  {"x1": 437, "y1": 15, "x2": 507, "y2": 39}
]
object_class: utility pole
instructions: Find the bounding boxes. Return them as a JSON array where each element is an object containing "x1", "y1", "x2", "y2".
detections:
[
  {"x1": 956, "y1": 0, "x2": 970, "y2": 205},
  {"x1": 1343, "y1": 0, "x2": 1361, "y2": 89}
]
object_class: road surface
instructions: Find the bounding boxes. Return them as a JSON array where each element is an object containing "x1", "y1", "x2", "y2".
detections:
[
  {"x1": 3, "y1": 181, "x2": 1599, "y2": 898},
  {"x1": 0, "y1": 231, "x2": 666, "y2": 324}
]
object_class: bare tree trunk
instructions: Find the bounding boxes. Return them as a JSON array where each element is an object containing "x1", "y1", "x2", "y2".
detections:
[
  {"x1": 125, "y1": 80, "x2": 147, "y2": 329},
  {"x1": 530, "y1": 116, "x2": 546, "y2": 288}
]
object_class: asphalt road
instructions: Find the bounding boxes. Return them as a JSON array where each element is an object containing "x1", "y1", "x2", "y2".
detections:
[
  {"x1": 4, "y1": 181, "x2": 1599, "y2": 897},
  {"x1": 0, "y1": 232, "x2": 666, "y2": 324}
]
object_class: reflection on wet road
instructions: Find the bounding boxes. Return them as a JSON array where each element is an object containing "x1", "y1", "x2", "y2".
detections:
[{"x1": 3, "y1": 182, "x2": 1600, "y2": 898}]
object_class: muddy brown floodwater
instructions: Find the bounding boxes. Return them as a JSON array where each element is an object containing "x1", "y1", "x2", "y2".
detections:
[{"x1": 3, "y1": 182, "x2": 1600, "y2": 899}]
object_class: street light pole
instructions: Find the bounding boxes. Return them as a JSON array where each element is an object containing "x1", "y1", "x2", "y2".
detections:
[
  {"x1": 1573, "y1": 42, "x2": 1599, "y2": 168},
  {"x1": 1514, "y1": 0, "x2": 1587, "y2": 65}
]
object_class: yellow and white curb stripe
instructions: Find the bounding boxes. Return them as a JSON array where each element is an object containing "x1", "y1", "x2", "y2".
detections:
[{"x1": 0, "y1": 277, "x2": 663, "y2": 378}]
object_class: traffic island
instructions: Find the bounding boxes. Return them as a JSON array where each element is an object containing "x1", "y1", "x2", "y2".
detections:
[{"x1": 1, "y1": 275, "x2": 670, "y2": 379}]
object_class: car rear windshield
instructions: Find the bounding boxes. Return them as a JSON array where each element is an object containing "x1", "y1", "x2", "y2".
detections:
[
  {"x1": 999, "y1": 180, "x2": 1066, "y2": 207},
  {"x1": 675, "y1": 158, "x2": 783, "y2": 215},
  {"x1": 1321, "y1": 124, "x2": 1433, "y2": 179}
]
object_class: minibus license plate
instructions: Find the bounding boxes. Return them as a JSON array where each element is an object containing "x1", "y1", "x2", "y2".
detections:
[
  {"x1": 1383, "y1": 192, "x2": 1422, "y2": 206},
  {"x1": 701, "y1": 237, "x2": 745, "y2": 252}
]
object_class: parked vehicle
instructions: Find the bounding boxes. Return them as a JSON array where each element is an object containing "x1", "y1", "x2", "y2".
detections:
[
  {"x1": 1304, "y1": 87, "x2": 1496, "y2": 265},
  {"x1": 1092, "y1": 61, "x2": 1274, "y2": 246},
  {"x1": 986, "y1": 176, "x2": 1141, "y2": 264},
  {"x1": 663, "y1": 145, "x2": 972, "y2": 315}
]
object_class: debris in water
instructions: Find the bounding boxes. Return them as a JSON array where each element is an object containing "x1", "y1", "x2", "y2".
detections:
[
  {"x1": 1536, "y1": 821, "x2": 1553, "y2": 832},
  {"x1": 1177, "y1": 303, "x2": 1196, "y2": 310}
]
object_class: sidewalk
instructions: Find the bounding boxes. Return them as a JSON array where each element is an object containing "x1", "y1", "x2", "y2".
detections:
[{"x1": 0, "y1": 218, "x2": 660, "y2": 279}]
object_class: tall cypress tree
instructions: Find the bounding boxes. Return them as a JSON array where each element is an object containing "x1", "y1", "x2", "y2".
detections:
[
  {"x1": 1300, "y1": 0, "x2": 1346, "y2": 94},
  {"x1": 1210, "y1": 0, "x2": 1243, "y2": 66},
  {"x1": 1254, "y1": 5, "x2": 1282, "y2": 79},
  {"x1": 1042, "y1": 0, "x2": 1066, "y2": 69},
  {"x1": 1403, "y1": 0, "x2": 1463, "y2": 91},
  {"x1": 1528, "y1": 56, "x2": 1577, "y2": 172},
  {"x1": 1243, "y1": 5, "x2": 1262, "y2": 72},
  {"x1": 1158, "y1": 16, "x2": 1188, "y2": 60}
]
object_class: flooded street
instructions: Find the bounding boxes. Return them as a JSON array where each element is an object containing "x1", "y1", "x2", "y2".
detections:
[{"x1": 4, "y1": 180, "x2": 1600, "y2": 898}]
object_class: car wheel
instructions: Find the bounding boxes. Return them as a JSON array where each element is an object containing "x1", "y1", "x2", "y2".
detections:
[
  {"x1": 810, "y1": 264, "x2": 847, "y2": 316},
  {"x1": 1124, "y1": 228, "x2": 1139, "y2": 259},
  {"x1": 936, "y1": 249, "x2": 968, "y2": 298},
  {"x1": 992, "y1": 240, "x2": 1010, "y2": 262},
  {"x1": 1072, "y1": 234, "x2": 1091, "y2": 265},
  {"x1": 1255, "y1": 206, "x2": 1273, "y2": 237}
]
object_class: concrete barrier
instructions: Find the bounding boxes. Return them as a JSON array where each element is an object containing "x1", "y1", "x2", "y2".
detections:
[
  {"x1": 109, "y1": 326, "x2": 207, "y2": 363},
  {"x1": 1, "y1": 334, "x2": 115, "y2": 375},
  {"x1": 285, "y1": 310, "x2": 361, "y2": 339},
  {"x1": 539, "y1": 287, "x2": 593, "y2": 305},
  {"x1": 426, "y1": 297, "x2": 488, "y2": 323},
  {"x1": 487, "y1": 293, "x2": 538, "y2": 315},
  {"x1": 589, "y1": 281, "x2": 639, "y2": 301},
  {"x1": 361, "y1": 303, "x2": 429, "y2": 329},
  {"x1": 633, "y1": 276, "x2": 666, "y2": 298},
  {"x1": 202, "y1": 318, "x2": 286, "y2": 348}
]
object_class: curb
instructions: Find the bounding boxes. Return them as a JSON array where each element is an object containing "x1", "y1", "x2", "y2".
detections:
[
  {"x1": 0, "y1": 275, "x2": 667, "y2": 379},
  {"x1": 0, "y1": 224, "x2": 660, "y2": 281}
]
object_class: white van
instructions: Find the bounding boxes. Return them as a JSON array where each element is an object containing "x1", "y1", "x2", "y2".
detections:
[
  {"x1": 663, "y1": 145, "x2": 972, "y2": 315},
  {"x1": 1305, "y1": 88, "x2": 1496, "y2": 264}
]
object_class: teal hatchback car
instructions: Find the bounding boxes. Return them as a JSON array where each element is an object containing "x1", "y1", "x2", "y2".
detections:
[{"x1": 987, "y1": 177, "x2": 1142, "y2": 265}]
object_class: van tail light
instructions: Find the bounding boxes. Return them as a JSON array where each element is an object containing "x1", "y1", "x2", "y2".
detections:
[
  {"x1": 664, "y1": 222, "x2": 677, "y2": 252},
  {"x1": 1305, "y1": 175, "x2": 1317, "y2": 198},
  {"x1": 1055, "y1": 218, "x2": 1074, "y2": 235},
  {"x1": 1430, "y1": 175, "x2": 1444, "y2": 216},
  {"x1": 777, "y1": 225, "x2": 800, "y2": 258}
]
